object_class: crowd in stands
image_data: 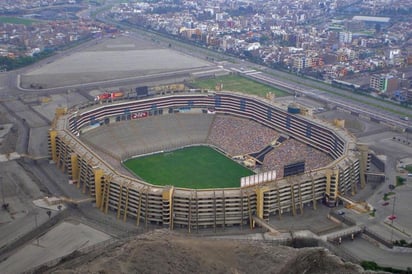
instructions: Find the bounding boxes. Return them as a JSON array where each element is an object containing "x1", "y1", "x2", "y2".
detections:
[
  {"x1": 262, "y1": 139, "x2": 332, "y2": 178},
  {"x1": 207, "y1": 115, "x2": 278, "y2": 156},
  {"x1": 87, "y1": 114, "x2": 333, "y2": 180},
  {"x1": 207, "y1": 115, "x2": 332, "y2": 178}
]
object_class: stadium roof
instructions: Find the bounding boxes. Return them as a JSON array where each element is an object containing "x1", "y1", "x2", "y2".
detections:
[{"x1": 352, "y1": 16, "x2": 390, "y2": 23}]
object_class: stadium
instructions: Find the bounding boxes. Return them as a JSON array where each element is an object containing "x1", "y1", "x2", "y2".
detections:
[{"x1": 48, "y1": 90, "x2": 368, "y2": 231}]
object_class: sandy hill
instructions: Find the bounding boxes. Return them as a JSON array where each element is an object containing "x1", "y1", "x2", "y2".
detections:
[{"x1": 42, "y1": 230, "x2": 373, "y2": 274}]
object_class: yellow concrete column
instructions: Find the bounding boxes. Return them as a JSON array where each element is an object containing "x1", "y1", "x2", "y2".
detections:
[
  {"x1": 70, "y1": 153, "x2": 79, "y2": 181},
  {"x1": 325, "y1": 169, "x2": 332, "y2": 198},
  {"x1": 255, "y1": 186, "x2": 268, "y2": 219},
  {"x1": 358, "y1": 144, "x2": 368, "y2": 189},
  {"x1": 54, "y1": 107, "x2": 67, "y2": 117},
  {"x1": 49, "y1": 130, "x2": 58, "y2": 162},
  {"x1": 162, "y1": 187, "x2": 174, "y2": 230},
  {"x1": 93, "y1": 168, "x2": 104, "y2": 208},
  {"x1": 100, "y1": 180, "x2": 106, "y2": 211}
]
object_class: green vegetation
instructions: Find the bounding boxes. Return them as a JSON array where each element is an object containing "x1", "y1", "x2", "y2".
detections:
[
  {"x1": 265, "y1": 71, "x2": 412, "y2": 117},
  {"x1": 116, "y1": 18, "x2": 411, "y2": 118},
  {"x1": 405, "y1": 165, "x2": 412, "y2": 173},
  {"x1": 88, "y1": 0, "x2": 105, "y2": 4},
  {"x1": 393, "y1": 239, "x2": 412, "y2": 248},
  {"x1": 396, "y1": 176, "x2": 406, "y2": 187},
  {"x1": 0, "y1": 16, "x2": 38, "y2": 26},
  {"x1": 356, "y1": 30, "x2": 375, "y2": 36},
  {"x1": 0, "y1": 49, "x2": 55, "y2": 71},
  {"x1": 361, "y1": 261, "x2": 412, "y2": 273},
  {"x1": 123, "y1": 146, "x2": 254, "y2": 189},
  {"x1": 383, "y1": 191, "x2": 395, "y2": 201},
  {"x1": 190, "y1": 75, "x2": 288, "y2": 98},
  {"x1": 89, "y1": 0, "x2": 126, "y2": 18},
  {"x1": 0, "y1": 35, "x2": 93, "y2": 71}
]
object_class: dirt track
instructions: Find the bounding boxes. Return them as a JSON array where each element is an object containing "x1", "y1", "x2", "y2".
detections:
[{"x1": 45, "y1": 230, "x2": 369, "y2": 274}]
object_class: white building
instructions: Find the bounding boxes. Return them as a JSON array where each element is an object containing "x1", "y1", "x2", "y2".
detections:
[{"x1": 339, "y1": 31, "x2": 353, "y2": 44}]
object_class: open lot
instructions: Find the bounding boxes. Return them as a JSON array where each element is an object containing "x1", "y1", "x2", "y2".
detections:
[
  {"x1": 317, "y1": 109, "x2": 386, "y2": 136},
  {"x1": 268, "y1": 205, "x2": 342, "y2": 235},
  {"x1": 20, "y1": 35, "x2": 215, "y2": 89},
  {"x1": 0, "y1": 220, "x2": 111, "y2": 274},
  {"x1": 0, "y1": 160, "x2": 48, "y2": 249},
  {"x1": 31, "y1": 92, "x2": 89, "y2": 122},
  {"x1": 25, "y1": 49, "x2": 210, "y2": 75}
]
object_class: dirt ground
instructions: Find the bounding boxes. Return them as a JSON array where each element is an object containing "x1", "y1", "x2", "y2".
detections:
[
  {"x1": 20, "y1": 35, "x2": 214, "y2": 89},
  {"x1": 316, "y1": 109, "x2": 386, "y2": 136},
  {"x1": 45, "y1": 229, "x2": 370, "y2": 274},
  {"x1": 0, "y1": 111, "x2": 17, "y2": 154},
  {"x1": 0, "y1": 220, "x2": 111, "y2": 273}
]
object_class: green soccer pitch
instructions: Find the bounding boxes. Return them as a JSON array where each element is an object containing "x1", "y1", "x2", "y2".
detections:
[{"x1": 123, "y1": 146, "x2": 255, "y2": 189}]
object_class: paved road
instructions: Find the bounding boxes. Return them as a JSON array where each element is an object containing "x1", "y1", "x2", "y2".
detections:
[
  {"x1": 236, "y1": 70, "x2": 411, "y2": 129},
  {"x1": 0, "y1": 207, "x2": 50, "y2": 252},
  {"x1": 341, "y1": 238, "x2": 412, "y2": 269},
  {"x1": 16, "y1": 66, "x2": 213, "y2": 93},
  {"x1": 0, "y1": 220, "x2": 111, "y2": 274},
  {"x1": 99, "y1": 16, "x2": 412, "y2": 128}
]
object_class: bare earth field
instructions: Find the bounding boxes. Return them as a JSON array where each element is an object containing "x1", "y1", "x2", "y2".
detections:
[
  {"x1": 20, "y1": 35, "x2": 214, "y2": 89},
  {"x1": 0, "y1": 220, "x2": 111, "y2": 274},
  {"x1": 44, "y1": 229, "x2": 368, "y2": 274},
  {"x1": 317, "y1": 109, "x2": 386, "y2": 136}
]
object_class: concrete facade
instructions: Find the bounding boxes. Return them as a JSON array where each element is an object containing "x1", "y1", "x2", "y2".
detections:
[{"x1": 48, "y1": 91, "x2": 364, "y2": 231}]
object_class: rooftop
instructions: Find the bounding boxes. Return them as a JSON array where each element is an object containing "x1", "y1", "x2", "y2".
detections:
[{"x1": 352, "y1": 16, "x2": 390, "y2": 23}]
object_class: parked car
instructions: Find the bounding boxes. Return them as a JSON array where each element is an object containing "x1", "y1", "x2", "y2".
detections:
[{"x1": 388, "y1": 215, "x2": 397, "y2": 221}]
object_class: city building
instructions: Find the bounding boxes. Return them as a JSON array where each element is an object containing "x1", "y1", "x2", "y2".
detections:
[{"x1": 370, "y1": 74, "x2": 399, "y2": 93}]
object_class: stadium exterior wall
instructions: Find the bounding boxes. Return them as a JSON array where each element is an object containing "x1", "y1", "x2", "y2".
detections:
[{"x1": 48, "y1": 91, "x2": 364, "y2": 231}]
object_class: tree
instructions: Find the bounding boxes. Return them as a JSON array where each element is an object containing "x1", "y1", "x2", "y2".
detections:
[{"x1": 375, "y1": 23, "x2": 381, "y2": 34}]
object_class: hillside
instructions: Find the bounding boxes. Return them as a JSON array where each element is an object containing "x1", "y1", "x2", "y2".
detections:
[{"x1": 40, "y1": 230, "x2": 377, "y2": 274}]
